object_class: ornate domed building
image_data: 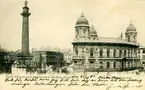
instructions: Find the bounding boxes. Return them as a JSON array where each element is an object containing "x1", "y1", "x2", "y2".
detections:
[{"x1": 72, "y1": 13, "x2": 140, "y2": 72}]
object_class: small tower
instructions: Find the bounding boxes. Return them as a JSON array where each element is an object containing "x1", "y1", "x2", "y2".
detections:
[
  {"x1": 125, "y1": 21, "x2": 137, "y2": 42},
  {"x1": 119, "y1": 32, "x2": 123, "y2": 39},
  {"x1": 75, "y1": 13, "x2": 90, "y2": 40},
  {"x1": 21, "y1": 0, "x2": 31, "y2": 55},
  {"x1": 120, "y1": 32, "x2": 123, "y2": 39},
  {"x1": 89, "y1": 25, "x2": 98, "y2": 40}
]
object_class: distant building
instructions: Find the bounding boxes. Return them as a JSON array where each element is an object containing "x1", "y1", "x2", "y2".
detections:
[
  {"x1": 63, "y1": 49, "x2": 73, "y2": 64},
  {"x1": 0, "y1": 47, "x2": 12, "y2": 73},
  {"x1": 138, "y1": 46, "x2": 145, "y2": 69},
  {"x1": 32, "y1": 48, "x2": 65, "y2": 70},
  {"x1": 72, "y1": 13, "x2": 140, "y2": 72}
]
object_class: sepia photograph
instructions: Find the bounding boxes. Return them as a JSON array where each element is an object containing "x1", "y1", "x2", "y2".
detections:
[{"x1": 0, "y1": 0, "x2": 145, "y2": 90}]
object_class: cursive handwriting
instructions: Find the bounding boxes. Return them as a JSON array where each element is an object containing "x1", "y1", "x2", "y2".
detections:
[{"x1": 4, "y1": 74, "x2": 143, "y2": 89}]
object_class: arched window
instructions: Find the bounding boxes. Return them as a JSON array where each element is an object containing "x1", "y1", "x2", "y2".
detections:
[
  {"x1": 90, "y1": 48, "x2": 93, "y2": 57},
  {"x1": 113, "y1": 62, "x2": 116, "y2": 68},
  {"x1": 100, "y1": 49, "x2": 103, "y2": 58},
  {"x1": 100, "y1": 62, "x2": 103, "y2": 68},
  {"x1": 75, "y1": 48, "x2": 78, "y2": 55},
  {"x1": 107, "y1": 49, "x2": 110, "y2": 57},
  {"x1": 113, "y1": 49, "x2": 116, "y2": 58},
  {"x1": 107, "y1": 62, "x2": 110, "y2": 68}
]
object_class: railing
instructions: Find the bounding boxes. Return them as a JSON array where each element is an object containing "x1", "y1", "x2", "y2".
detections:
[{"x1": 98, "y1": 56, "x2": 139, "y2": 59}]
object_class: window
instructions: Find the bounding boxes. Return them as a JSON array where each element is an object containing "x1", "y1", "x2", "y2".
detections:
[
  {"x1": 75, "y1": 48, "x2": 78, "y2": 55},
  {"x1": 119, "y1": 49, "x2": 122, "y2": 57},
  {"x1": 107, "y1": 62, "x2": 110, "y2": 68},
  {"x1": 128, "y1": 49, "x2": 130, "y2": 57},
  {"x1": 113, "y1": 62, "x2": 116, "y2": 68},
  {"x1": 134, "y1": 49, "x2": 137, "y2": 54},
  {"x1": 138, "y1": 55, "x2": 140, "y2": 59},
  {"x1": 128, "y1": 61, "x2": 130, "y2": 67},
  {"x1": 143, "y1": 50, "x2": 145, "y2": 53},
  {"x1": 100, "y1": 62, "x2": 103, "y2": 68},
  {"x1": 90, "y1": 49, "x2": 94, "y2": 57},
  {"x1": 133, "y1": 35, "x2": 136, "y2": 41},
  {"x1": 77, "y1": 31, "x2": 79, "y2": 35},
  {"x1": 107, "y1": 49, "x2": 110, "y2": 57},
  {"x1": 131, "y1": 50, "x2": 132, "y2": 57},
  {"x1": 138, "y1": 50, "x2": 140, "y2": 53},
  {"x1": 100, "y1": 49, "x2": 103, "y2": 57},
  {"x1": 128, "y1": 36, "x2": 130, "y2": 41},
  {"x1": 74, "y1": 61, "x2": 77, "y2": 63},
  {"x1": 142, "y1": 55, "x2": 145, "y2": 60},
  {"x1": 124, "y1": 50, "x2": 126, "y2": 57},
  {"x1": 90, "y1": 61, "x2": 94, "y2": 64},
  {"x1": 83, "y1": 29, "x2": 85, "y2": 33},
  {"x1": 142, "y1": 62, "x2": 145, "y2": 64},
  {"x1": 82, "y1": 48, "x2": 84, "y2": 53},
  {"x1": 113, "y1": 49, "x2": 116, "y2": 58}
]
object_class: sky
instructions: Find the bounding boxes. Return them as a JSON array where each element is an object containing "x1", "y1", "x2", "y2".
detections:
[{"x1": 0, "y1": 0, "x2": 145, "y2": 51}]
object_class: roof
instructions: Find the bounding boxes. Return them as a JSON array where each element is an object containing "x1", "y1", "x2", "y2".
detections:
[
  {"x1": 126, "y1": 22, "x2": 136, "y2": 31},
  {"x1": 76, "y1": 13, "x2": 89, "y2": 26},
  {"x1": 72, "y1": 37, "x2": 139, "y2": 47},
  {"x1": 139, "y1": 45, "x2": 145, "y2": 49}
]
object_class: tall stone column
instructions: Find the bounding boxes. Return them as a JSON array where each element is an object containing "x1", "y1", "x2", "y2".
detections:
[{"x1": 21, "y1": 0, "x2": 31, "y2": 55}]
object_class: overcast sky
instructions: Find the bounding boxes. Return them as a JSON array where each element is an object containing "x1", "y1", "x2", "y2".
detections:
[{"x1": 0, "y1": 0, "x2": 145, "y2": 51}]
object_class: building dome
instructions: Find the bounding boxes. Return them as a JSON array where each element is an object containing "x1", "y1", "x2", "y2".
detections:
[
  {"x1": 126, "y1": 21, "x2": 136, "y2": 31},
  {"x1": 90, "y1": 25, "x2": 97, "y2": 35},
  {"x1": 76, "y1": 13, "x2": 89, "y2": 26}
]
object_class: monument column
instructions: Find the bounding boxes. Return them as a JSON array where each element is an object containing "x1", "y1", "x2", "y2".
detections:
[{"x1": 21, "y1": 0, "x2": 31, "y2": 55}]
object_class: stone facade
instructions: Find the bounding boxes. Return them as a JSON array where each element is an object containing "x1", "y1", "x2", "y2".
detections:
[
  {"x1": 72, "y1": 14, "x2": 140, "y2": 72},
  {"x1": 138, "y1": 46, "x2": 145, "y2": 69}
]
